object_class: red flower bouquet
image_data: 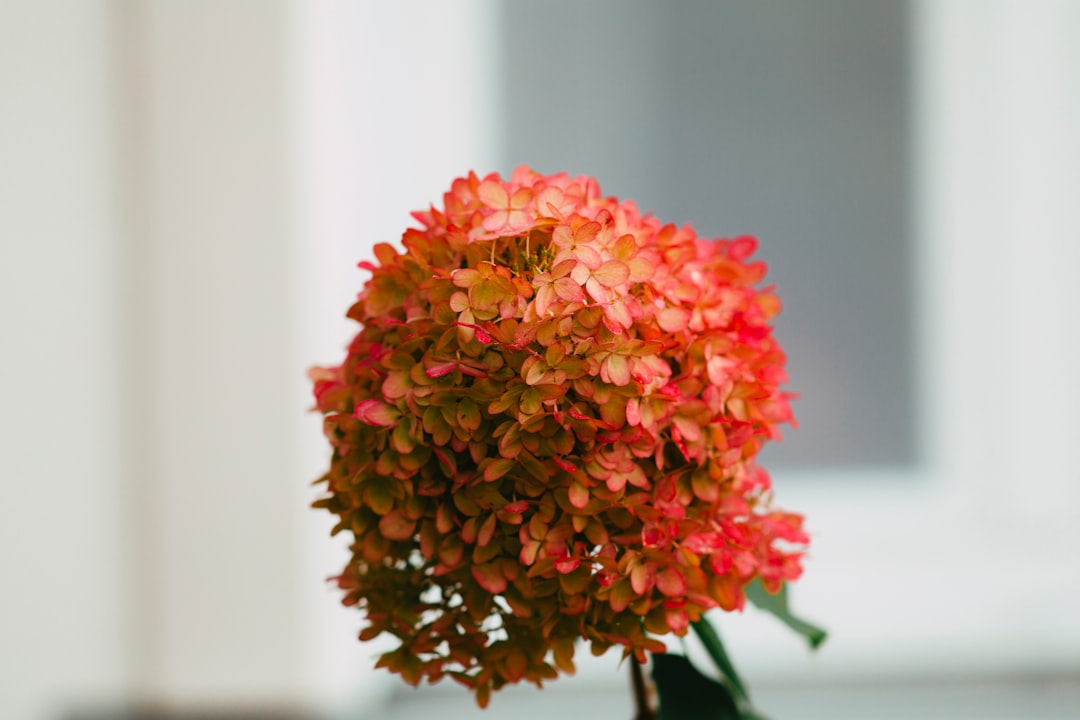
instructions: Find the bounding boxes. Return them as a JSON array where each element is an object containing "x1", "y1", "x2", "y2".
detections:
[{"x1": 311, "y1": 167, "x2": 823, "y2": 717}]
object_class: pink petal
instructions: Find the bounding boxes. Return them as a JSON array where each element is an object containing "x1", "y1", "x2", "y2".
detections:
[
  {"x1": 627, "y1": 256, "x2": 656, "y2": 282},
  {"x1": 657, "y1": 307, "x2": 690, "y2": 332},
  {"x1": 553, "y1": 456, "x2": 578, "y2": 473},
  {"x1": 672, "y1": 415, "x2": 702, "y2": 442},
  {"x1": 570, "y1": 262, "x2": 592, "y2": 286},
  {"x1": 606, "y1": 472, "x2": 627, "y2": 492},
  {"x1": 471, "y1": 563, "x2": 508, "y2": 594},
  {"x1": 575, "y1": 222, "x2": 602, "y2": 245},
  {"x1": 642, "y1": 524, "x2": 666, "y2": 547},
  {"x1": 666, "y1": 607, "x2": 690, "y2": 633},
  {"x1": 353, "y1": 399, "x2": 400, "y2": 427},
  {"x1": 506, "y1": 209, "x2": 533, "y2": 232},
  {"x1": 585, "y1": 276, "x2": 611, "y2": 304},
  {"x1": 727, "y1": 235, "x2": 758, "y2": 260},
  {"x1": 452, "y1": 320, "x2": 494, "y2": 344},
  {"x1": 592, "y1": 259, "x2": 630, "y2": 288},
  {"x1": 381, "y1": 371, "x2": 411, "y2": 400},
  {"x1": 534, "y1": 285, "x2": 555, "y2": 317},
  {"x1": 535, "y1": 187, "x2": 566, "y2": 217},
  {"x1": 707, "y1": 355, "x2": 736, "y2": 386},
  {"x1": 551, "y1": 258, "x2": 577, "y2": 279},
  {"x1": 603, "y1": 300, "x2": 634, "y2": 330},
  {"x1": 567, "y1": 407, "x2": 591, "y2": 422},
  {"x1": 503, "y1": 500, "x2": 529, "y2": 514},
  {"x1": 683, "y1": 532, "x2": 724, "y2": 554},
  {"x1": 553, "y1": 277, "x2": 585, "y2": 303},
  {"x1": 603, "y1": 355, "x2": 631, "y2": 386},
  {"x1": 554, "y1": 556, "x2": 581, "y2": 574},
  {"x1": 509, "y1": 187, "x2": 534, "y2": 210},
  {"x1": 612, "y1": 233, "x2": 638, "y2": 261},
  {"x1": 482, "y1": 209, "x2": 512, "y2": 233},
  {"x1": 630, "y1": 562, "x2": 653, "y2": 595},
  {"x1": 451, "y1": 268, "x2": 483, "y2": 288},
  {"x1": 656, "y1": 567, "x2": 687, "y2": 597},
  {"x1": 574, "y1": 245, "x2": 602, "y2": 269},
  {"x1": 551, "y1": 224, "x2": 574, "y2": 249},
  {"x1": 458, "y1": 363, "x2": 488, "y2": 379},
  {"x1": 425, "y1": 361, "x2": 457, "y2": 378},
  {"x1": 709, "y1": 550, "x2": 733, "y2": 575},
  {"x1": 449, "y1": 291, "x2": 470, "y2": 312},
  {"x1": 568, "y1": 481, "x2": 590, "y2": 509},
  {"x1": 477, "y1": 179, "x2": 509, "y2": 208},
  {"x1": 519, "y1": 540, "x2": 541, "y2": 566}
]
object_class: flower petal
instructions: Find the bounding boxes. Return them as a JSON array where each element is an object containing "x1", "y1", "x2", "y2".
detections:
[
  {"x1": 553, "y1": 277, "x2": 585, "y2": 303},
  {"x1": 484, "y1": 457, "x2": 515, "y2": 482},
  {"x1": 554, "y1": 556, "x2": 581, "y2": 574},
  {"x1": 378, "y1": 510, "x2": 416, "y2": 541},
  {"x1": 471, "y1": 563, "x2": 508, "y2": 594},
  {"x1": 603, "y1": 354, "x2": 631, "y2": 386},
  {"x1": 574, "y1": 245, "x2": 602, "y2": 269},
  {"x1": 477, "y1": 179, "x2": 509, "y2": 208},
  {"x1": 657, "y1": 307, "x2": 690, "y2": 332},
  {"x1": 568, "y1": 481, "x2": 590, "y2": 509},
  {"x1": 353, "y1": 399, "x2": 401, "y2": 427},
  {"x1": 656, "y1": 566, "x2": 687, "y2": 597},
  {"x1": 592, "y1": 259, "x2": 630, "y2": 288},
  {"x1": 425, "y1": 361, "x2": 457, "y2": 379}
]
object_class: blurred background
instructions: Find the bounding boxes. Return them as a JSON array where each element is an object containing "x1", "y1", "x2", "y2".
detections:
[{"x1": 1, "y1": 1, "x2": 1078, "y2": 718}]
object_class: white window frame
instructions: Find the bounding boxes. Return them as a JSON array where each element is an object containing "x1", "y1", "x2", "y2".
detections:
[
  {"x1": 731, "y1": 0, "x2": 1080, "y2": 681},
  {"x1": 293, "y1": 0, "x2": 1080, "y2": 701}
]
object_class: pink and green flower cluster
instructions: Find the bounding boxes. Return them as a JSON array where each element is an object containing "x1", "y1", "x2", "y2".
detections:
[{"x1": 311, "y1": 167, "x2": 807, "y2": 707}]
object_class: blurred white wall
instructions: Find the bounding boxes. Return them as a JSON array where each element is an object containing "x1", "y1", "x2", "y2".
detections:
[
  {"x1": 0, "y1": 1, "x2": 1077, "y2": 719},
  {"x1": 116, "y1": 0, "x2": 307, "y2": 708},
  {"x1": 291, "y1": 0, "x2": 500, "y2": 711},
  {"x1": 2, "y1": 0, "x2": 498, "y2": 717},
  {"x1": 0, "y1": 2, "x2": 128, "y2": 717}
]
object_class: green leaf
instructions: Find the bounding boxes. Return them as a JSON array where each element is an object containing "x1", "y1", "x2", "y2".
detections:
[
  {"x1": 745, "y1": 580, "x2": 828, "y2": 650},
  {"x1": 690, "y1": 619, "x2": 750, "y2": 705},
  {"x1": 651, "y1": 653, "x2": 741, "y2": 720}
]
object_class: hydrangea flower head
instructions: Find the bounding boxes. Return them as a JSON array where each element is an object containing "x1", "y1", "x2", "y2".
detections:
[{"x1": 311, "y1": 167, "x2": 807, "y2": 707}]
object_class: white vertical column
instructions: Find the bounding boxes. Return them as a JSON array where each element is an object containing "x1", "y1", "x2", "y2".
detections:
[
  {"x1": 0, "y1": 1, "x2": 128, "y2": 718},
  {"x1": 991, "y1": 0, "x2": 1080, "y2": 526},
  {"x1": 914, "y1": 0, "x2": 1080, "y2": 526},
  {"x1": 289, "y1": 1, "x2": 382, "y2": 710},
  {"x1": 288, "y1": 0, "x2": 502, "y2": 709},
  {"x1": 120, "y1": 0, "x2": 305, "y2": 708},
  {"x1": 914, "y1": 0, "x2": 1009, "y2": 511},
  {"x1": 913, "y1": 0, "x2": 1080, "y2": 664}
]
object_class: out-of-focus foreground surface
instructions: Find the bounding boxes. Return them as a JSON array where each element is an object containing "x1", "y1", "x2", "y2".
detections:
[
  {"x1": 381, "y1": 677, "x2": 1080, "y2": 720},
  {"x1": 2, "y1": 1, "x2": 1078, "y2": 719}
]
